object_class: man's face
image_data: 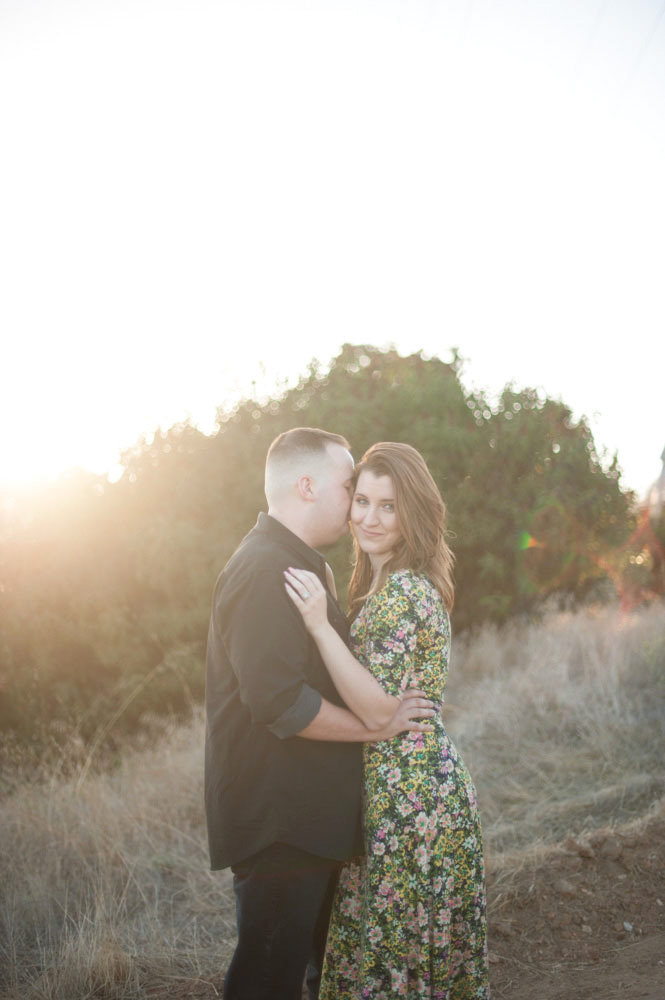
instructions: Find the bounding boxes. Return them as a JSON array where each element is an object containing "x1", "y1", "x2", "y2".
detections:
[{"x1": 313, "y1": 443, "x2": 355, "y2": 546}]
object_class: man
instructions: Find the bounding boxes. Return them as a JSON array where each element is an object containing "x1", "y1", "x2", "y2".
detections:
[{"x1": 204, "y1": 427, "x2": 434, "y2": 1000}]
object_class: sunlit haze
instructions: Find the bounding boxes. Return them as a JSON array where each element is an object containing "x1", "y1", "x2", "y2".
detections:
[{"x1": 1, "y1": 0, "x2": 664, "y2": 496}]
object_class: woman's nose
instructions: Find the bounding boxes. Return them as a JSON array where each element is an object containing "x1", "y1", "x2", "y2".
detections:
[{"x1": 364, "y1": 505, "x2": 379, "y2": 525}]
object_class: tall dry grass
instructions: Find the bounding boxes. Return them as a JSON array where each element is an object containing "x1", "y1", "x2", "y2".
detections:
[
  {"x1": 1, "y1": 601, "x2": 664, "y2": 998},
  {"x1": 0, "y1": 722, "x2": 236, "y2": 999},
  {"x1": 445, "y1": 599, "x2": 665, "y2": 857}
]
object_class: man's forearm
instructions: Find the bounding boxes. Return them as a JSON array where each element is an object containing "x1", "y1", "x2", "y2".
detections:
[
  {"x1": 296, "y1": 695, "x2": 435, "y2": 743},
  {"x1": 296, "y1": 697, "x2": 381, "y2": 742}
]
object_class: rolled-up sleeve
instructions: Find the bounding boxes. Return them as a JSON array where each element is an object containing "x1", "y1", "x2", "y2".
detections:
[
  {"x1": 216, "y1": 560, "x2": 323, "y2": 739},
  {"x1": 268, "y1": 683, "x2": 322, "y2": 738}
]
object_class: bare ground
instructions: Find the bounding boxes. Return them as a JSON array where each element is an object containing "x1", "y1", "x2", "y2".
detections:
[
  {"x1": 142, "y1": 803, "x2": 665, "y2": 1000},
  {"x1": 486, "y1": 801, "x2": 665, "y2": 999}
]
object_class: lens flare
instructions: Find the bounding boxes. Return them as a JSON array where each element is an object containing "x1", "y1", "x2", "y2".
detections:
[
  {"x1": 517, "y1": 497, "x2": 664, "y2": 612},
  {"x1": 517, "y1": 497, "x2": 579, "y2": 593},
  {"x1": 518, "y1": 531, "x2": 543, "y2": 550}
]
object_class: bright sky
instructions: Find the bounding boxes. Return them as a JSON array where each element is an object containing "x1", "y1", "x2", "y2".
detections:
[{"x1": 1, "y1": 0, "x2": 664, "y2": 496}]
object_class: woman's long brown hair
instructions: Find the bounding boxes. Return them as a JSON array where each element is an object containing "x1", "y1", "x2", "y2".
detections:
[{"x1": 347, "y1": 442, "x2": 455, "y2": 620}]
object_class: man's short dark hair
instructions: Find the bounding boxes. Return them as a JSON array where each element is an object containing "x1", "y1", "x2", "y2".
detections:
[{"x1": 266, "y1": 427, "x2": 350, "y2": 466}]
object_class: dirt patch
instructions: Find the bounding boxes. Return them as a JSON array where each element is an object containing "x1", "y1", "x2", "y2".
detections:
[
  {"x1": 487, "y1": 802, "x2": 665, "y2": 999},
  {"x1": 145, "y1": 804, "x2": 665, "y2": 1000}
]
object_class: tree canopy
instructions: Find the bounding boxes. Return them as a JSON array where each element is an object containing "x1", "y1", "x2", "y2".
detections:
[{"x1": 0, "y1": 344, "x2": 650, "y2": 751}]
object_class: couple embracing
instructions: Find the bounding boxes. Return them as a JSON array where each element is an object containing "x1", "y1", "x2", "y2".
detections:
[{"x1": 204, "y1": 427, "x2": 490, "y2": 999}]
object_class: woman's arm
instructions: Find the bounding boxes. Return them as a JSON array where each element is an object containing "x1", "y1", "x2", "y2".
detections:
[{"x1": 284, "y1": 567, "x2": 414, "y2": 731}]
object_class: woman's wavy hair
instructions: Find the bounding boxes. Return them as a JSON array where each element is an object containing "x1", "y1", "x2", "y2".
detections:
[{"x1": 347, "y1": 442, "x2": 455, "y2": 619}]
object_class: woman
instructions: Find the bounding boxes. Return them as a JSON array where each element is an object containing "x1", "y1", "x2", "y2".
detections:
[{"x1": 284, "y1": 442, "x2": 489, "y2": 999}]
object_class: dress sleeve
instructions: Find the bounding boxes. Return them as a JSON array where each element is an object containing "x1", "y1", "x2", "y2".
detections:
[
  {"x1": 363, "y1": 571, "x2": 449, "y2": 703},
  {"x1": 363, "y1": 572, "x2": 420, "y2": 698}
]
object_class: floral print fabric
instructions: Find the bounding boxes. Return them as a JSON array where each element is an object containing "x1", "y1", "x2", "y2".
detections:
[{"x1": 320, "y1": 570, "x2": 490, "y2": 999}]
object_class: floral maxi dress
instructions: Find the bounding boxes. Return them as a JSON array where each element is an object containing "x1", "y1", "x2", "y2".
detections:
[{"x1": 320, "y1": 570, "x2": 490, "y2": 1000}]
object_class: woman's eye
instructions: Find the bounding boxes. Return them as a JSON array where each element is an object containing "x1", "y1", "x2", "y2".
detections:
[{"x1": 383, "y1": 504, "x2": 394, "y2": 512}]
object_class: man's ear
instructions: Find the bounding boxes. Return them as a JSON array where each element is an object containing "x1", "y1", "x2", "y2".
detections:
[{"x1": 296, "y1": 474, "x2": 315, "y2": 501}]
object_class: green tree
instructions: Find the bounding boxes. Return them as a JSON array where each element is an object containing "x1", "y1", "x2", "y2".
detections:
[{"x1": 0, "y1": 344, "x2": 639, "y2": 748}]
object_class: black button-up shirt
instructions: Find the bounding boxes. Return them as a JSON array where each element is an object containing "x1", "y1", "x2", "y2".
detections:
[{"x1": 204, "y1": 512, "x2": 363, "y2": 870}]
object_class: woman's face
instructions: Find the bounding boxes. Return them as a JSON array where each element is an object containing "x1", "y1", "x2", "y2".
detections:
[{"x1": 351, "y1": 470, "x2": 403, "y2": 560}]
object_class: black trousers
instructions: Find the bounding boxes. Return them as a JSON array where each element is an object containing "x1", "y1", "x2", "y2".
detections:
[{"x1": 223, "y1": 842, "x2": 340, "y2": 1000}]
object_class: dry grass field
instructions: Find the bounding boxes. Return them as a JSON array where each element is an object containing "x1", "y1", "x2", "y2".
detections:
[{"x1": 1, "y1": 601, "x2": 664, "y2": 999}]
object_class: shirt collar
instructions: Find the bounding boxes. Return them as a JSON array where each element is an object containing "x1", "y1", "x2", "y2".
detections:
[{"x1": 255, "y1": 512, "x2": 327, "y2": 575}]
